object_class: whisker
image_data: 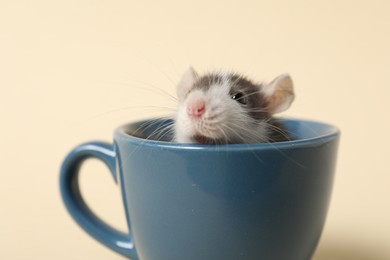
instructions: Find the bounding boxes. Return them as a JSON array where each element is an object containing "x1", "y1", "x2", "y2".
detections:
[
  {"x1": 132, "y1": 81, "x2": 178, "y2": 103},
  {"x1": 142, "y1": 119, "x2": 175, "y2": 141},
  {"x1": 242, "y1": 89, "x2": 263, "y2": 98},
  {"x1": 263, "y1": 120, "x2": 292, "y2": 141},
  {"x1": 264, "y1": 139, "x2": 305, "y2": 169},
  {"x1": 220, "y1": 123, "x2": 266, "y2": 163},
  {"x1": 97, "y1": 79, "x2": 178, "y2": 103},
  {"x1": 81, "y1": 105, "x2": 175, "y2": 124},
  {"x1": 151, "y1": 123, "x2": 175, "y2": 142},
  {"x1": 224, "y1": 118, "x2": 304, "y2": 168}
]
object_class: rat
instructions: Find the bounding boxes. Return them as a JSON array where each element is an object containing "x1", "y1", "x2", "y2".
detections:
[{"x1": 173, "y1": 67, "x2": 294, "y2": 144}]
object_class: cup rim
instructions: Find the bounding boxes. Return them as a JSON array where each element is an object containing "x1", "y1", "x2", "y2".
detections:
[{"x1": 114, "y1": 117, "x2": 340, "y2": 151}]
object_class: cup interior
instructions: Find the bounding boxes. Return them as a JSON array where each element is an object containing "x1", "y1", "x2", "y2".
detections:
[{"x1": 118, "y1": 118, "x2": 339, "y2": 146}]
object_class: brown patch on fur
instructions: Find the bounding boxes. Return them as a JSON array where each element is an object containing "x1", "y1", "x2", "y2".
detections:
[
  {"x1": 192, "y1": 73, "x2": 224, "y2": 91},
  {"x1": 228, "y1": 74, "x2": 269, "y2": 121}
]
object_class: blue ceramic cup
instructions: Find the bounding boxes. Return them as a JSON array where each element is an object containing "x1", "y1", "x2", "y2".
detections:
[{"x1": 60, "y1": 118, "x2": 340, "y2": 260}]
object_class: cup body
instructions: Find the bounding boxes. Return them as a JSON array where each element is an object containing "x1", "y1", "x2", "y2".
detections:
[{"x1": 112, "y1": 118, "x2": 339, "y2": 260}]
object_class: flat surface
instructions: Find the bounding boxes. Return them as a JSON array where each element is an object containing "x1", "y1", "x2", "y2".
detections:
[{"x1": 1, "y1": 1, "x2": 389, "y2": 259}]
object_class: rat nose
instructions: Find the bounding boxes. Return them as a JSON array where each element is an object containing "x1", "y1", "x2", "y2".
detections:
[{"x1": 187, "y1": 97, "x2": 206, "y2": 117}]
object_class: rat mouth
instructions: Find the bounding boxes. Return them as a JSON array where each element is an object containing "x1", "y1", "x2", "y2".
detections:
[{"x1": 193, "y1": 134, "x2": 224, "y2": 145}]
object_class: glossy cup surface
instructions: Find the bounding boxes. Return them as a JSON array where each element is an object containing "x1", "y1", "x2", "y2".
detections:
[{"x1": 60, "y1": 118, "x2": 340, "y2": 260}]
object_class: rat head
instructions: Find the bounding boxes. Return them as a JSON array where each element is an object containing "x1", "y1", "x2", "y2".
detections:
[{"x1": 174, "y1": 67, "x2": 294, "y2": 144}]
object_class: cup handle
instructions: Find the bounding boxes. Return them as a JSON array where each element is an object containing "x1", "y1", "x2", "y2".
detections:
[{"x1": 59, "y1": 141, "x2": 138, "y2": 259}]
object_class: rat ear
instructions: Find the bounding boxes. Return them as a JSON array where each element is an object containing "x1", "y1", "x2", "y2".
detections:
[
  {"x1": 262, "y1": 73, "x2": 294, "y2": 114},
  {"x1": 177, "y1": 66, "x2": 198, "y2": 101}
]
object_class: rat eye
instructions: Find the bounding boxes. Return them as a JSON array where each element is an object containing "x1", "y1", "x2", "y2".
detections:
[{"x1": 231, "y1": 92, "x2": 247, "y2": 105}]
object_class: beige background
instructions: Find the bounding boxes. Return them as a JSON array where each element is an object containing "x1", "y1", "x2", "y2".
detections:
[{"x1": 1, "y1": 0, "x2": 389, "y2": 259}]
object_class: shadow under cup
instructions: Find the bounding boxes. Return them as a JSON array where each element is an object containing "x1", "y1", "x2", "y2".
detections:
[{"x1": 60, "y1": 118, "x2": 340, "y2": 260}]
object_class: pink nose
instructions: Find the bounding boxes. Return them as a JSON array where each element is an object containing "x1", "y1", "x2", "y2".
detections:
[{"x1": 187, "y1": 97, "x2": 206, "y2": 117}]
